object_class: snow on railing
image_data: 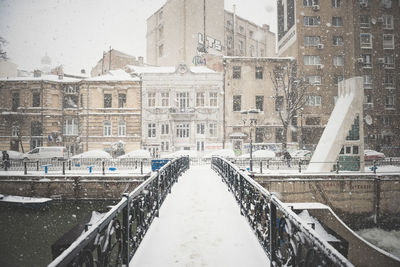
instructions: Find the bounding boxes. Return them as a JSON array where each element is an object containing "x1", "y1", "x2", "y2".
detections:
[
  {"x1": 47, "y1": 156, "x2": 189, "y2": 267},
  {"x1": 211, "y1": 156, "x2": 354, "y2": 267}
]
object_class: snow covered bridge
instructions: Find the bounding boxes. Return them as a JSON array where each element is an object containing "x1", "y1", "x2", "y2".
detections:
[{"x1": 48, "y1": 156, "x2": 352, "y2": 267}]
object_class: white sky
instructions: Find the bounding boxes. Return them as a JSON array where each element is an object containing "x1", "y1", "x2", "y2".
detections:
[{"x1": 0, "y1": 0, "x2": 276, "y2": 74}]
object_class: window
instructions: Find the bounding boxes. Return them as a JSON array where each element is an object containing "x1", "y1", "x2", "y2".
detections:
[
  {"x1": 255, "y1": 128, "x2": 264, "y2": 143},
  {"x1": 148, "y1": 92, "x2": 156, "y2": 107},
  {"x1": 161, "y1": 124, "x2": 169, "y2": 135},
  {"x1": 158, "y1": 25, "x2": 164, "y2": 39},
  {"x1": 362, "y1": 54, "x2": 372, "y2": 66},
  {"x1": 118, "y1": 121, "x2": 126, "y2": 136},
  {"x1": 176, "y1": 124, "x2": 189, "y2": 138},
  {"x1": 260, "y1": 49, "x2": 264, "y2": 57},
  {"x1": 63, "y1": 119, "x2": 78, "y2": 136},
  {"x1": 332, "y1": 0, "x2": 342, "y2": 7},
  {"x1": 12, "y1": 92, "x2": 19, "y2": 111},
  {"x1": 380, "y1": 0, "x2": 392, "y2": 8},
  {"x1": 250, "y1": 45, "x2": 255, "y2": 57},
  {"x1": 255, "y1": 66, "x2": 263, "y2": 79},
  {"x1": 303, "y1": 16, "x2": 320, "y2": 26},
  {"x1": 238, "y1": 40, "x2": 243, "y2": 54},
  {"x1": 383, "y1": 34, "x2": 394, "y2": 49},
  {"x1": 333, "y1": 55, "x2": 344, "y2": 66},
  {"x1": 306, "y1": 75, "x2": 321, "y2": 85},
  {"x1": 31, "y1": 92, "x2": 40, "y2": 107},
  {"x1": 359, "y1": 15, "x2": 370, "y2": 28},
  {"x1": 332, "y1": 17, "x2": 343, "y2": 27},
  {"x1": 197, "y1": 123, "x2": 205, "y2": 134},
  {"x1": 177, "y1": 92, "x2": 189, "y2": 109},
  {"x1": 158, "y1": 44, "x2": 164, "y2": 57},
  {"x1": 209, "y1": 123, "x2": 217, "y2": 137},
  {"x1": 275, "y1": 96, "x2": 284, "y2": 111},
  {"x1": 197, "y1": 141, "x2": 204, "y2": 151},
  {"x1": 333, "y1": 36, "x2": 344, "y2": 46},
  {"x1": 11, "y1": 126, "x2": 19, "y2": 137},
  {"x1": 161, "y1": 141, "x2": 169, "y2": 152},
  {"x1": 148, "y1": 123, "x2": 156, "y2": 137},
  {"x1": 249, "y1": 30, "x2": 254, "y2": 38},
  {"x1": 209, "y1": 92, "x2": 217, "y2": 107},
  {"x1": 305, "y1": 117, "x2": 321, "y2": 125},
  {"x1": 363, "y1": 74, "x2": 372, "y2": 85},
  {"x1": 256, "y1": 96, "x2": 264, "y2": 111},
  {"x1": 360, "y1": 33, "x2": 372, "y2": 48},
  {"x1": 233, "y1": 95, "x2": 241, "y2": 111},
  {"x1": 233, "y1": 66, "x2": 241, "y2": 79},
  {"x1": 227, "y1": 36, "x2": 233, "y2": 49},
  {"x1": 360, "y1": 0, "x2": 368, "y2": 6},
  {"x1": 382, "y1": 15, "x2": 393, "y2": 29},
  {"x1": 304, "y1": 36, "x2": 320, "y2": 46},
  {"x1": 384, "y1": 55, "x2": 395, "y2": 68},
  {"x1": 118, "y1": 93, "x2": 126, "y2": 108},
  {"x1": 303, "y1": 0, "x2": 318, "y2": 6},
  {"x1": 307, "y1": 95, "x2": 322, "y2": 106},
  {"x1": 161, "y1": 92, "x2": 169, "y2": 107},
  {"x1": 227, "y1": 20, "x2": 232, "y2": 29},
  {"x1": 334, "y1": 75, "x2": 344, "y2": 85},
  {"x1": 104, "y1": 94, "x2": 112, "y2": 108},
  {"x1": 385, "y1": 95, "x2": 394, "y2": 109},
  {"x1": 382, "y1": 116, "x2": 392, "y2": 125},
  {"x1": 196, "y1": 92, "x2": 205, "y2": 107},
  {"x1": 304, "y1": 55, "x2": 321, "y2": 65},
  {"x1": 384, "y1": 73, "x2": 395, "y2": 87},
  {"x1": 104, "y1": 121, "x2": 112, "y2": 136}
]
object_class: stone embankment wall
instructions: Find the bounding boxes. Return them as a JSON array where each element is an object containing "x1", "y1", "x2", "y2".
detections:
[
  {"x1": 256, "y1": 174, "x2": 400, "y2": 227},
  {"x1": 0, "y1": 175, "x2": 148, "y2": 199}
]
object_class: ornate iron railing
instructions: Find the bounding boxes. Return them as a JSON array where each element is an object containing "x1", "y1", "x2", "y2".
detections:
[
  {"x1": 211, "y1": 156, "x2": 353, "y2": 267},
  {"x1": 48, "y1": 156, "x2": 189, "y2": 267}
]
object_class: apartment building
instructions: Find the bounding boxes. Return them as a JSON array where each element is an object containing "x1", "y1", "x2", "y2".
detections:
[
  {"x1": 146, "y1": 0, "x2": 276, "y2": 68},
  {"x1": 277, "y1": 0, "x2": 400, "y2": 156},
  {"x1": 126, "y1": 63, "x2": 223, "y2": 157},
  {"x1": 223, "y1": 57, "x2": 295, "y2": 155}
]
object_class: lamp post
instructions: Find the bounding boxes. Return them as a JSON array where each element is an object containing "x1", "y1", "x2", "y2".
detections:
[
  {"x1": 242, "y1": 109, "x2": 260, "y2": 172},
  {"x1": 300, "y1": 108, "x2": 304, "y2": 149}
]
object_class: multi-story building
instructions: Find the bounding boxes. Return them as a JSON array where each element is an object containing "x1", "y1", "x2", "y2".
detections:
[
  {"x1": 126, "y1": 63, "x2": 223, "y2": 157},
  {"x1": 277, "y1": 0, "x2": 400, "y2": 156},
  {"x1": 0, "y1": 70, "x2": 142, "y2": 155},
  {"x1": 80, "y1": 70, "x2": 142, "y2": 154},
  {"x1": 223, "y1": 57, "x2": 295, "y2": 155},
  {"x1": 91, "y1": 49, "x2": 145, "y2": 77},
  {"x1": 146, "y1": 0, "x2": 276, "y2": 68}
]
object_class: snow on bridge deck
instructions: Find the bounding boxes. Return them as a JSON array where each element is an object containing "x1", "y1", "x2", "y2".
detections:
[{"x1": 130, "y1": 165, "x2": 270, "y2": 266}]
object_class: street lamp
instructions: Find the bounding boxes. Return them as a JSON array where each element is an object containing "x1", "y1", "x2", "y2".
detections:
[
  {"x1": 242, "y1": 109, "x2": 260, "y2": 172},
  {"x1": 300, "y1": 108, "x2": 304, "y2": 149}
]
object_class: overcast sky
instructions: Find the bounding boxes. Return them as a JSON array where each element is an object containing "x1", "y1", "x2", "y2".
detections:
[{"x1": 0, "y1": 0, "x2": 277, "y2": 74}]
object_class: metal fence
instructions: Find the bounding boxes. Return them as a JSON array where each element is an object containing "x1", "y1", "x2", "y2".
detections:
[
  {"x1": 47, "y1": 156, "x2": 189, "y2": 267},
  {"x1": 211, "y1": 156, "x2": 353, "y2": 267}
]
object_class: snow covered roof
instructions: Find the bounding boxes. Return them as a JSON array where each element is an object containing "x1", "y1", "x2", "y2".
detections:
[
  {"x1": 223, "y1": 56, "x2": 295, "y2": 61},
  {"x1": 240, "y1": 150, "x2": 276, "y2": 159},
  {"x1": 125, "y1": 65, "x2": 216, "y2": 75},
  {"x1": 204, "y1": 149, "x2": 236, "y2": 158},
  {"x1": 0, "y1": 74, "x2": 81, "y2": 83},
  {"x1": 162, "y1": 150, "x2": 198, "y2": 158},
  {"x1": 71, "y1": 150, "x2": 112, "y2": 159},
  {"x1": 118, "y1": 149, "x2": 152, "y2": 159},
  {"x1": 86, "y1": 69, "x2": 139, "y2": 82}
]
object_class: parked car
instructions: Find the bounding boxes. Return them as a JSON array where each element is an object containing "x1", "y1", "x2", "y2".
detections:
[
  {"x1": 290, "y1": 150, "x2": 312, "y2": 161},
  {"x1": 23, "y1": 146, "x2": 68, "y2": 160},
  {"x1": 6, "y1": 150, "x2": 24, "y2": 160},
  {"x1": 364, "y1": 149, "x2": 385, "y2": 161}
]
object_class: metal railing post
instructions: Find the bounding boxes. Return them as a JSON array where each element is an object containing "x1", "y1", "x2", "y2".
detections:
[
  {"x1": 36, "y1": 161, "x2": 39, "y2": 171},
  {"x1": 122, "y1": 193, "x2": 130, "y2": 266},
  {"x1": 299, "y1": 161, "x2": 302, "y2": 173},
  {"x1": 336, "y1": 161, "x2": 339, "y2": 174},
  {"x1": 141, "y1": 161, "x2": 143, "y2": 174},
  {"x1": 24, "y1": 162, "x2": 27, "y2": 175},
  {"x1": 260, "y1": 161, "x2": 262, "y2": 174},
  {"x1": 373, "y1": 160, "x2": 377, "y2": 174},
  {"x1": 102, "y1": 161, "x2": 105, "y2": 175},
  {"x1": 267, "y1": 159, "x2": 270, "y2": 169},
  {"x1": 68, "y1": 160, "x2": 71, "y2": 170},
  {"x1": 62, "y1": 161, "x2": 65, "y2": 175}
]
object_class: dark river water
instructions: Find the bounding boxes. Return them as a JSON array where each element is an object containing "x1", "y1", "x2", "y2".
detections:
[{"x1": 0, "y1": 200, "x2": 117, "y2": 267}]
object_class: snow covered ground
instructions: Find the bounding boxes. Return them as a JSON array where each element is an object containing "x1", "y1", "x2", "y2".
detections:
[
  {"x1": 356, "y1": 228, "x2": 400, "y2": 258},
  {"x1": 130, "y1": 165, "x2": 270, "y2": 267}
]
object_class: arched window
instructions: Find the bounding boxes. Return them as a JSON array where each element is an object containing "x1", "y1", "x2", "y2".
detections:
[{"x1": 118, "y1": 121, "x2": 126, "y2": 136}]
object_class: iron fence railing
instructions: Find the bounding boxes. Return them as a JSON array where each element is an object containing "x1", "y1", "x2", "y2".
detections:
[
  {"x1": 211, "y1": 156, "x2": 354, "y2": 267},
  {"x1": 47, "y1": 156, "x2": 189, "y2": 267}
]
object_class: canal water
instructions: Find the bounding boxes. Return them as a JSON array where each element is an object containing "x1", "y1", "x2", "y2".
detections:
[{"x1": 0, "y1": 200, "x2": 117, "y2": 267}]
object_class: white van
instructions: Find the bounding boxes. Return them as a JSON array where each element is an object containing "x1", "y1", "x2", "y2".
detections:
[{"x1": 23, "y1": 147, "x2": 68, "y2": 160}]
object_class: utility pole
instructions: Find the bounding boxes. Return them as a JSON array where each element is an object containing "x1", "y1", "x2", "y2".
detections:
[{"x1": 101, "y1": 51, "x2": 105, "y2": 75}]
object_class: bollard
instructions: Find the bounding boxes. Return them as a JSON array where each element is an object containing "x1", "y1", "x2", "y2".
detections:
[
  {"x1": 260, "y1": 161, "x2": 262, "y2": 174},
  {"x1": 298, "y1": 161, "x2": 302, "y2": 173},
  {"x1": 62, "y1": 161, "x2": 65, "y2": 175},
  {"x1": 36, "y1": 161, "x2": 39, "y2": 171},
  {"x1": 141, "y1": 161, "x2": 143, "y2": 174},
  {"x1": 102, "y1": 161, "x2": 105, "y2": 175},
  {"x1": 336, "y1": 161, "x2": 339, "y2": 174},
  {"x1": 68, "y1": 160, "x2": 71, "y2": 170},
  {"x1": 135, "y1": 161, "x2": 137, "y2": 169},
  {"x1": 390, "y1": 157, "x2": 392, "y2": 165},
  {"x1": 267, "y1": 160, "x2": 270, "y2": 169},
  {"x1": 373, "y1": 160, "x2": 377, "y2": 174},
  {"x1": 24, "y1": 161, "x2": 27, "y2": 175}
]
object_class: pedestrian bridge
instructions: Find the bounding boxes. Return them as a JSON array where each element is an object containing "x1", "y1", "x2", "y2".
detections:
[{"x1": 48, "y1": 156, "x2": 352, "y2": 267}]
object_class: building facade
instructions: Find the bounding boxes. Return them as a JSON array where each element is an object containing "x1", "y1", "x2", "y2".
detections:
[
  {"x1": 0, "y1": 70, "x2": 141, "y2": 156},
  {"x1": 277, "y1": 0, "x2": 400, "y2": 156},
  {"x1": 127, "y1": 63, "x2": 223, "y2": 157},
  {"x1": 146, "y1": 0, "x2": 276, "y2": 68},
  {"x1": 223, "y1": 57, "x2": 294, "y2": 155}
]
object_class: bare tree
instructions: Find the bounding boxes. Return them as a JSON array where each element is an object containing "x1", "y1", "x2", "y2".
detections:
[
  {"x1": 270, "y1": 61, "x2": 309, "y2": 151},
  {"x1": 0, "y1": 37, "x2": 8, "y2": 60}
]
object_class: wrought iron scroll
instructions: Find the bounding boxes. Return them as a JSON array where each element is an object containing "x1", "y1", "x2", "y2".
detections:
[
  {"x1": 48, "y1": 156, "x2": 189, "y2": 267},
  {"x1": 211, "y1": 156, "x2": 353, "y2": 267}
]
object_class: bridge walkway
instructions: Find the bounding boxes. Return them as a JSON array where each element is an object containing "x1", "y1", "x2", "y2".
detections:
[{"x1": 130, "y1": 165, "x2": 270, "y2": 266}]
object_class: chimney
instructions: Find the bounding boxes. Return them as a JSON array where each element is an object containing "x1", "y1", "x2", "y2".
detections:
[
  {"x1": 33, "y1": 70, "x2": 42, "y2": 77},
  {"x1": 58, "y1": 74, "x2": 63, "y2": 80},
  {"x1": 138, "y1": 56, "x2": 144, "y2": 65},
  {"x1": 262, "y1": 24, "x2": 270, "y2": 31},
  {"x1": 81, "y1": 69, "x2": 86, "y2": 74}
]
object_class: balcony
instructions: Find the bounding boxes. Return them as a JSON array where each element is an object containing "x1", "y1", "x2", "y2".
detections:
[{"x1": 168, "y1": 107, "x2": 196, "y2": 119}]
